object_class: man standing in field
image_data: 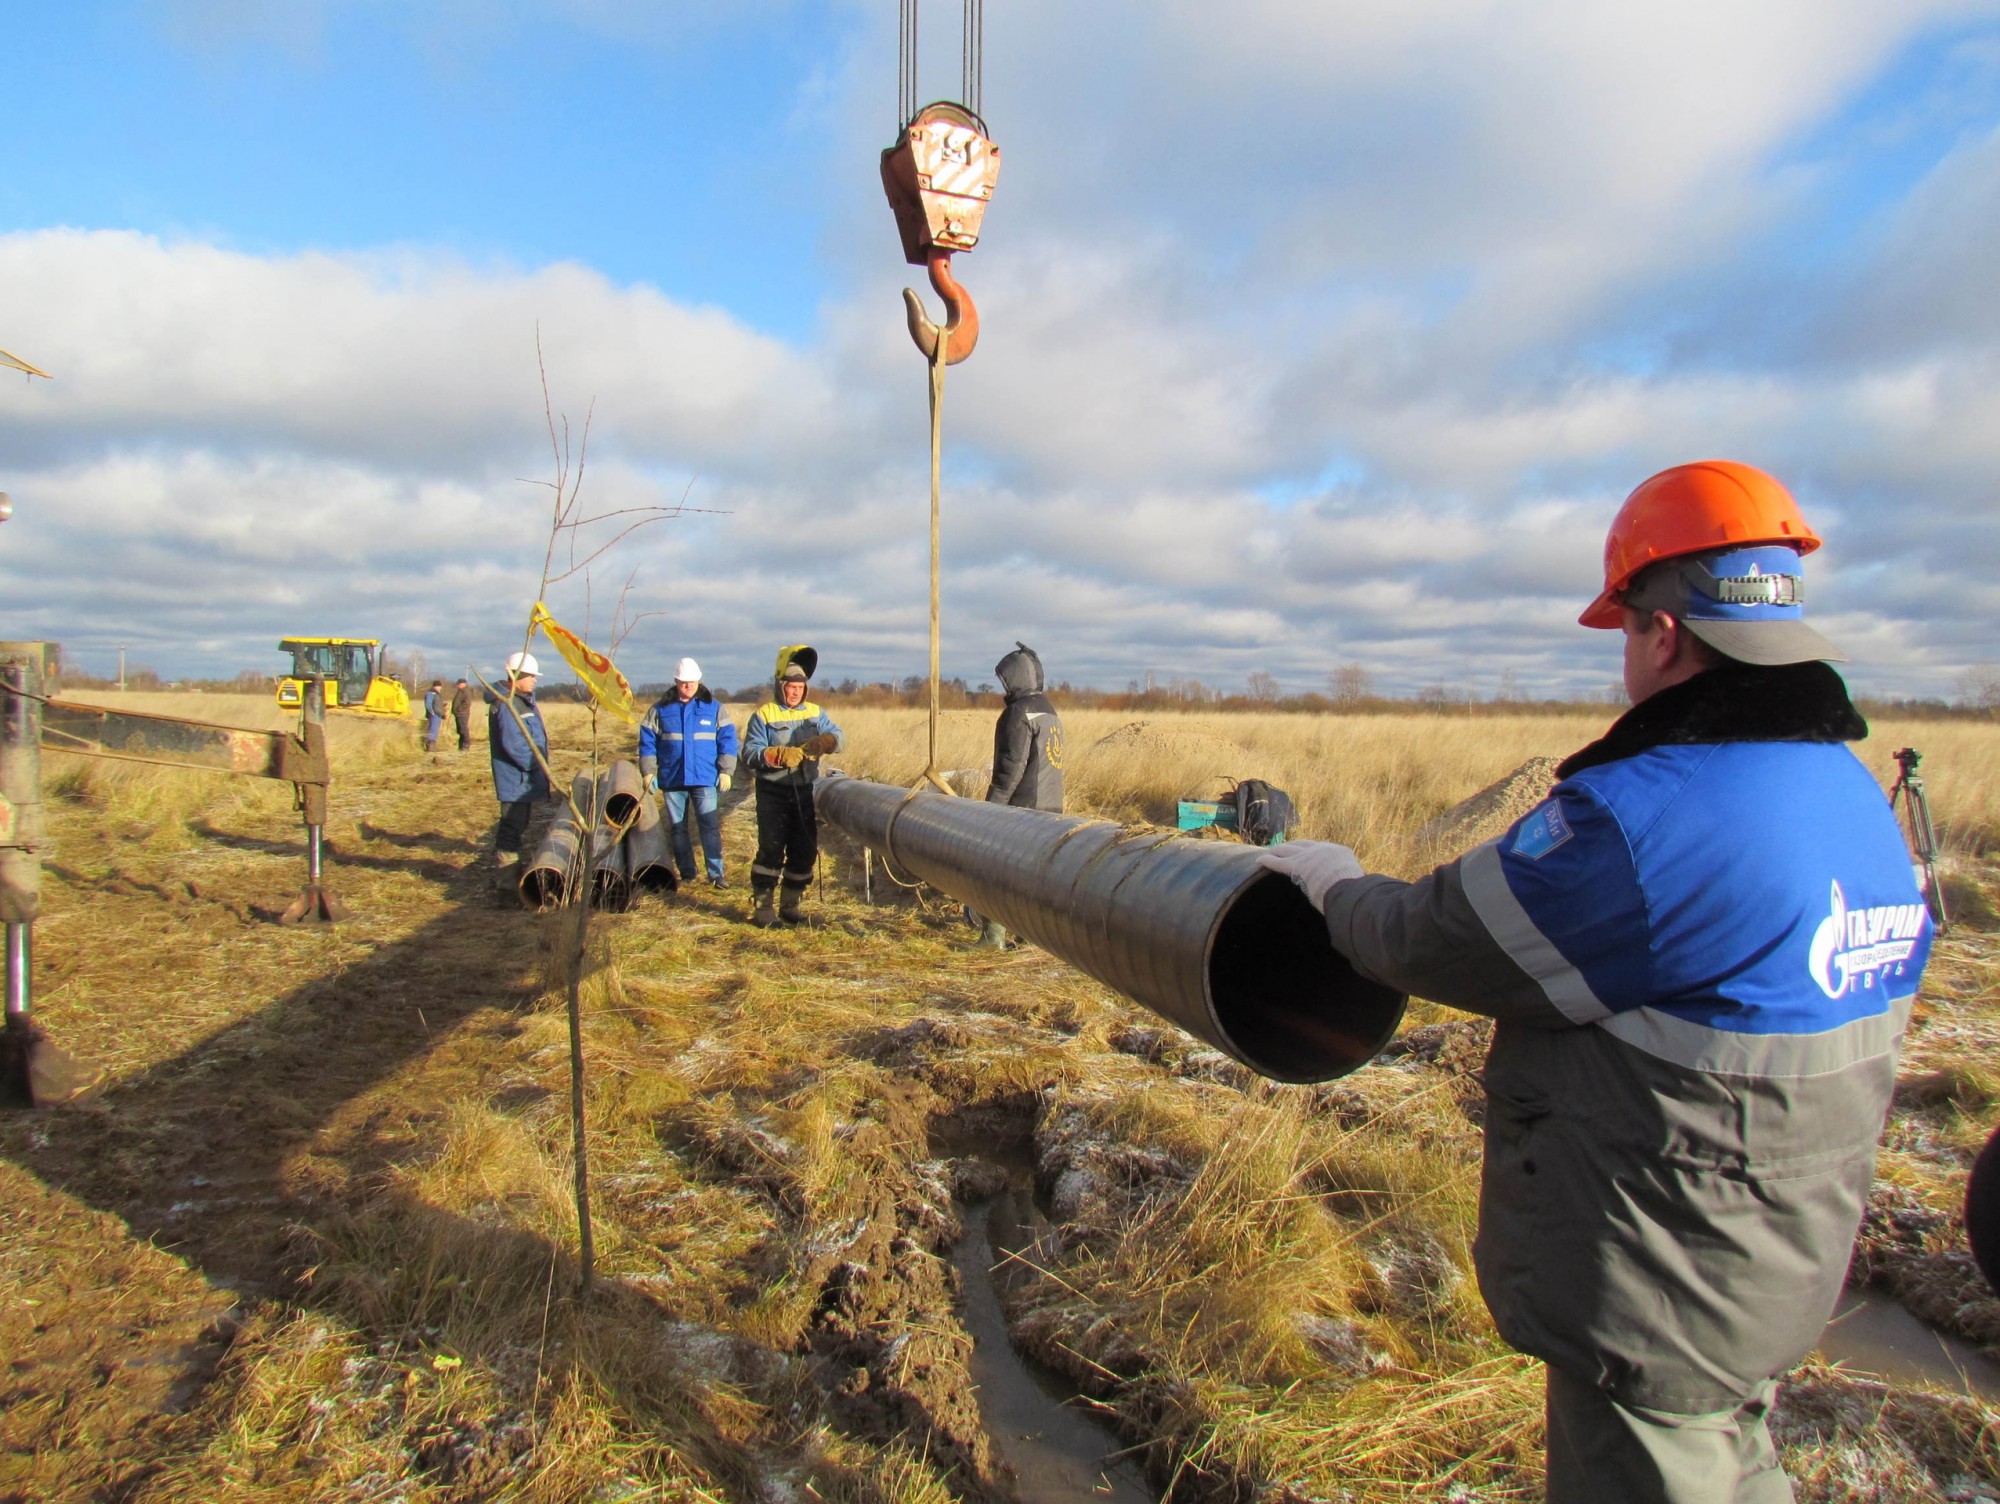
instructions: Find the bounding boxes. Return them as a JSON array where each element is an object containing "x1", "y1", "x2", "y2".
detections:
[
  {"x1": 450, "y1": 677, "x2": 473, "y2": 751},
  {"x1": 422, "y1": 679, "x2": 446, "y2": 753},
  {"x1": 638, "y1": 657, "x2": 739, "y2": 888},
  {"x1": 971, "y1": 641, "x2": 1065, "y2": 948},
  {"x1": 486, "y1": 651, "x2": 551, "y2": 890},
  {"x1": 1261, "y1": 461, "x2": 1932, "y2": 1503},
  {"x1": 741, "y1": 645, "x2": 843, "y2": 927}
]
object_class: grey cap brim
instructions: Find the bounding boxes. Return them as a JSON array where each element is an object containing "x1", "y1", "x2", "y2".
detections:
[{"x1": 1683, "y1": 616, "x2": 1848, "y2": 666}]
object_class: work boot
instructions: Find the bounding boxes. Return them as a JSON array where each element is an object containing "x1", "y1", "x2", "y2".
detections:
[
  {"x1": 751, "y1": 889, "x2": 779, "y2": 928},
  {"x1": 491, "y1": 851, "x2": 523, "y2": 897},
  {"x1": 974, "y1": 919, "x2": 1008, "y2": 950},
  {"x1": 778, "y1": 888, "x2": 806, "y2": 925}
]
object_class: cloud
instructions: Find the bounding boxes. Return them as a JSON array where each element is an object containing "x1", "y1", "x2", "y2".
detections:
[{"x1": 9, "y1": 4, "x2": 2000, "y2": 703}]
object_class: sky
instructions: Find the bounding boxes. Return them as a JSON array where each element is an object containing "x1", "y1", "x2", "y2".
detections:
[{"x1": 2, "y1": 0, "x2": 1998, "y2": 700}]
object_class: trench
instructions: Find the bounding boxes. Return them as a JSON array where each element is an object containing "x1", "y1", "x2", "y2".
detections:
[
  {"x1": 931, "y1": 1105, "x2": 1154, "y2": 1504},
  {"x1": 951, "y1": 1183, "x2": 1154, "y2": 1504},
  {"x1": 1816, "y1": 1285, "x2": 2000, "y2": 1403}
]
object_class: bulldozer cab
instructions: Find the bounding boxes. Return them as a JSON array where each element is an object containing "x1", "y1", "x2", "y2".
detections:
[{"x1": 276, "y1": 639, "x2": 410, "y2": 717}]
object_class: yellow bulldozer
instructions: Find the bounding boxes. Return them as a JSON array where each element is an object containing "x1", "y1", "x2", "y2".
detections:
[{"x1": 274, "y1": 638, "x2": 411, "y2": 717}]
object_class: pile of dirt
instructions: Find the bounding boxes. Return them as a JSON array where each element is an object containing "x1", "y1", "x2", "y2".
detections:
[{"x1": 1415, "y1": 755, "x2": 1563, "y2": 857}]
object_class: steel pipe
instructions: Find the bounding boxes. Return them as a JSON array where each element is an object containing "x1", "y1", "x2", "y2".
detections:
[
  {"x1": 591, "y1": 834, "x2": 633, "y2": 912},
  {"x1": 815, "y1": 776, "x2": 1404, "y2": 1083},
  {"x1": 605, "y1": 759, "x2": 645, "y2": 829},
  {"x1": 625, "y1": 802, "x2": 678, "y2": 892},
  {"x1": 4, "y1": 923, "x2": 26, "y2": 1028},
  {"x1": 521, "y1": 774, "x2": 597, "y2": 911},
  {"x1": 521, "y1": 813, "x2": 582, "y2": 910}
]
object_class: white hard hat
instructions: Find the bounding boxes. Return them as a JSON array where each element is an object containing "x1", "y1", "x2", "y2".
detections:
[
  {"x1": 505, "y1": 651, "x2": 540, "y2": 676},
  {"x1": 675, "y1": 657, "x2": 702, "y2": 683}
]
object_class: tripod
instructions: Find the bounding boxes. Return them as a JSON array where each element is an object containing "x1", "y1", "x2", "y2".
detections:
[{"x1": 1889, "y1": 747, "x2": 1950, "y2": 933}]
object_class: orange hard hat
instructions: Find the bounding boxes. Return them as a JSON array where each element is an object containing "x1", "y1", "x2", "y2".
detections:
[{"x1": 1580, "y1": 460, "x2": 1822, "y2": 628}]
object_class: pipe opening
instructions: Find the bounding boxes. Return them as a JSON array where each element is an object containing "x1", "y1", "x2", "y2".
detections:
[
  {"x1": 1206, "y1": 873, "x2": 1405, "y2": 1083},
  {"x1": 522, "y1": 866, "x2": 566, "y2": 911}
]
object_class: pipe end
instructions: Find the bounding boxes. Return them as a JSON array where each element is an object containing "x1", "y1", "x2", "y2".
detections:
[{"x1": 1206, "y1": 873, "x2": 1406, "y2": 1083}]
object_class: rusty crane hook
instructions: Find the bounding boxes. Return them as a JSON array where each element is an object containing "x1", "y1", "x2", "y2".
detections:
[{"x1": 903, "y1": 251, "x2": 979, "y2": 365}]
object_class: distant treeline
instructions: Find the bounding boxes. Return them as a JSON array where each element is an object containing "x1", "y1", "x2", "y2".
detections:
[{"x1": 49, "y1": 663, "x2": 2000, "y2": 721}]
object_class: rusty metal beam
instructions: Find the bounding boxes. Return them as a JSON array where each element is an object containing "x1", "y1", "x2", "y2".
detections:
[{"x1": 40, "y1": 690, "x2": 342, "y2": 925}]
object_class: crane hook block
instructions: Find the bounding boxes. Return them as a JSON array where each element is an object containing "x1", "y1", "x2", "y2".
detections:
[{"x1": 881, "y1": 102, "x2": 1001, "y2": 267}]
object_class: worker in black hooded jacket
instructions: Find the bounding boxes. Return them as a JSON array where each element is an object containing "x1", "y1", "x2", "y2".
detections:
[{"x1": 972, "y1": 642, "x2": 1065, "y2": 947}]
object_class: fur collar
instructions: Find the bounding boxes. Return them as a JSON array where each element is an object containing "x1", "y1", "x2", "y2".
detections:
[{"x1": 1557, "y1": 661, "x2": 1867, "y2": 779}]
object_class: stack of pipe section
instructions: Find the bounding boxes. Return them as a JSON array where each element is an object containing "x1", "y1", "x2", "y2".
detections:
[{"x1": 521, "y1": 759, "x2": 679, "y2": 911}]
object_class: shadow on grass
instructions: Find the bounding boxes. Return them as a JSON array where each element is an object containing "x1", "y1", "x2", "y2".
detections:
[
  {"x1": 0, "y1": 843, "x2": 986, "y2": 1502},
  {"x1": 190, "y1": 819, "x2": 473, "y2": 891},
  {"x1": 356, "y1": 820, "x2": 488, "y2": 856}
]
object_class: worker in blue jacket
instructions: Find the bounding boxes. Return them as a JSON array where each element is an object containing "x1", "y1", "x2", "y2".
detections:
[
  {"x1": 422, "y1": 679, "x2": 446, "y2": 753},
  {"x1": 1262, "y1": 461, "x2": 1932, "y2": 1504},
  {"x1": 740, "y1": 645, "x2": 843, "y2": 927},
  {"x1": 638, "y1": 656, "x2": 739, "y2": 887},
  {"x1": 486, "y1": 650, "x2": 552, "y2": 888}
]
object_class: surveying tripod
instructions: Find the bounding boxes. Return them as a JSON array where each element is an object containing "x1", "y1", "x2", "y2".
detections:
[{"x1": 1889, "y1": 746, "x2": 1950, "y2": 933}]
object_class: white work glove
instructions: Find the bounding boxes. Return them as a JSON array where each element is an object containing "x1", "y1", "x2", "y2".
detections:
[
  {"x1": 716, "y1": 772, "x2": 731, "y2": 792},
  {"x1": 644, "y1": 774, "x2": 660, "y2": 795},
  {"x1": 1257, "y1": 839, "x2": 1365, "y2": 914}
]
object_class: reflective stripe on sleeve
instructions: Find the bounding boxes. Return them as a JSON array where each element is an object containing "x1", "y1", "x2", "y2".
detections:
[
  {"x1": 1459, "y1": 841, "x2": 1611, "y2": 1025},
  {"x1": 1598, "y1": 992, "x2": 1914, "y2": 1077}
]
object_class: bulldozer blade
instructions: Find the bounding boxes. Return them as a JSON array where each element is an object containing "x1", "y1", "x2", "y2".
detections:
[
  {"x1": 1, "y1": 1022, "x2": 104, "y2": 1109},
  {"x1": 279, "y1": 884, "x2": 350, "y2": 924}
]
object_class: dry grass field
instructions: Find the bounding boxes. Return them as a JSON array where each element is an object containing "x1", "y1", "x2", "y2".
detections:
[{"x1": 2, "y1": 692, "x2": 1997, "y2": 1502}]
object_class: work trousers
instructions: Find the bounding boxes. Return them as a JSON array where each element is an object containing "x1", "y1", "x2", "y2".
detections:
[
  {"x1": 751, "y1": 782, "x2": 817, "y2": 896},
  {"x1": 1545, "y1": 1368, "x2": 1792, "y2": 1504},
  {"x1": 665, "y1": 785, "x2": 723, "y2": 882},
  {"x1": 495, "y1": 797, "x2": 538, "y2": 857},
  {"x1": 425, "y1": 713, "x2": 444, "y2": 751},
  {"x1": 454, "y1": 715, "x2": 472, "y2": 751}
]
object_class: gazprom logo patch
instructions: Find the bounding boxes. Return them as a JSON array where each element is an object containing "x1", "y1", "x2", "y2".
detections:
[
  {"x1": 1808, "y1": 880, "x2": 1926, "y2": 999},
  {"x1": 1511, "y1": 801, "x2": 1573, "y2": 861}
]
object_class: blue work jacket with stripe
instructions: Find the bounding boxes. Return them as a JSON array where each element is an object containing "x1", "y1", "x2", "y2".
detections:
[
  {"x1": 1319, "y1": 662, "x2": 1931, "y2": 1413},
  {"x1": 486, "y1": 688, "x2": 550, "y2": 804},
  {"x1": 637, "y1": 687, "x2": 739, "y2": 789}
]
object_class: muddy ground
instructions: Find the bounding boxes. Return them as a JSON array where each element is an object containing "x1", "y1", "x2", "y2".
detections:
[{"x1": 3, "y1": 714, "x2": 1999, "y2": 1503}]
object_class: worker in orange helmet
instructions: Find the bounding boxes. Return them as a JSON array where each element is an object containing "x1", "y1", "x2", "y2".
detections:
[{"x1": 1262, "y1": 461, "x2": 1933, "y2": 1502}]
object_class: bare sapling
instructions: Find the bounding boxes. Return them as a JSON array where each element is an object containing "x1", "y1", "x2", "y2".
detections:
[{"x1": 480, "y1": 332, "x2": 712, "y2": 1296}]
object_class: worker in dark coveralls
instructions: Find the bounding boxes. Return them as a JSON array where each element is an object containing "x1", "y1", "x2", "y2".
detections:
[
  {"x1": 972, "y1": 641, "x2": 1066, "y2": 948},
  {"x1": 740, "y1": 645, "x2": 843, "y2": 927},
  {"x1": 1260, "y1": 461, "x2": 1933, "y2": 1503},
  {"x1": 450, "y1": 677, "x2": 474, "y2": 751},
  {"x1": 486, "y1": 651, "x2": 552, "y2": 887}
]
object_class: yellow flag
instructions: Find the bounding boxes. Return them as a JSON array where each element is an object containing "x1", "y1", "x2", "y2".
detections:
[{"x1": 530, "y1": 602, "x2": 638, "y2": 725}]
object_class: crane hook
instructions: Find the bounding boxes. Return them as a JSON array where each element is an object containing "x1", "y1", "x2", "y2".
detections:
[{"x1": 902, "y1": 251, "x2": 979, "y2": 364}]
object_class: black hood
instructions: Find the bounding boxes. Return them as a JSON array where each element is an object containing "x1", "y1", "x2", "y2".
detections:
[{"x1": 995, "y1": 642, "x2": 1044, "y2": 698}]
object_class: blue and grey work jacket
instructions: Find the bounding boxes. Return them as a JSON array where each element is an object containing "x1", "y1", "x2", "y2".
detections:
[
  {"x1": 638, "y1": 688, "x2": 739, "y2": 789},
  {"x1": 1321, "y1": 664, "x2": 1931, "y2": 1414},
  {"x1": 486, "y1": 688, "x2": 550, "y2": 804},
  {"x1": 741, "y1": 698, "x2": 843, "y2": 789}
]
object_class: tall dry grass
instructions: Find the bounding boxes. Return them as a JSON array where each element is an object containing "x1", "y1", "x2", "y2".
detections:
[
  {"x1": 14, "y1": 690, "x2": 1993, "y2": 1501},
  {"x1": 824, "y1": 703, "x2": 2000, "y2": 873}
]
